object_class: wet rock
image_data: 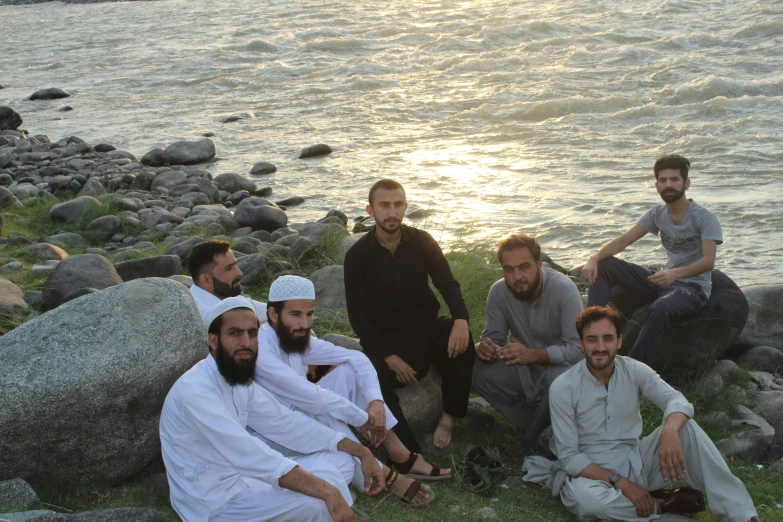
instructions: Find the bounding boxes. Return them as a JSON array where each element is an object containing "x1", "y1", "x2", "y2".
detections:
[
  {"x1": 234, "y1": 197, "x2": 287, "y2": 232},
  {"x1": 140, "y1": 147, "x2": 165, "y2": 167},
  {"x1": 214, "y1": 173, "x2": 256, "y2": 194},
  {"x1": 57, "y1": 105, "x2": 73, "y2": 112},
  {"x1": 29, "y1": 88, "x2": 71, "y2": 101},
  {"x1": 276, "y1": 196, "x2": 305, "y2": 206},
  {"x1": 220, "y1": 113, "x2": 250, "y2": 123},
  {"x1": 250, "y1": 161, "x2": 276, "y2": 175},
  {"x1": 0, "y1": 107, "x2": 23, "y2": 131},
  {"x1": 162, "y1": 139, "x2": 215, "y2": 165},
  {"x1": 49, "y1": 196, "x2": 101, "y2": 223},
  {"x1": 299, "y1": 143, "x2": 332, "y2": 159},
  {"x1": 40, "y1": 254, "x2": 122, "y2": 311},
  {"x1": 0, "y1": 279, "x2": 204, "y2": 487}
]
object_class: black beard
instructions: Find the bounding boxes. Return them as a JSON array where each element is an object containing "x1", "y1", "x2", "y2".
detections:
[
  {"x1": 213, "y1": 276, "x2": 242, "y2": 299},
  {"x1": 377, "y1": 219, "x2": 401, "y2": 235},
  {"x1": 660, "y1": 188, "x2": 685, "y2": 204},
  {"x1": 585, "y1": 350, "x2": 616, "y2": 371},
  {"x1": 507, "y1": 267, "x2": 542, "y2": 302},
  {"x1": 276, "y1": 319, "x2": 311, "y2": 355},
  {"x1": 213, "y1": 338, "x2": 257, "y2": 386}
]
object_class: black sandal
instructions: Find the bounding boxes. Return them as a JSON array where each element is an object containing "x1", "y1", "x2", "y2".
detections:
[
  {"x1": 386, "y1": 451, "x2": 451, "y2": 481},
  {"x1": 384, "y1": 468, "x2": 436, "y2": 507},
  {"x1": 466, "y1": 446, "x2": 503, "y2": 473},
  {"x1": 464, "y1": 461, "x2": 491, "y2": 492}
]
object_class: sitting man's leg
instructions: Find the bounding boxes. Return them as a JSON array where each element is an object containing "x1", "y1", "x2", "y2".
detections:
[
  {"x1": 561, "y1": 476, "x2": 647, "y2": 522},
  {"x1": 366, "y1": 353, "x2": 422, "y2": 453},
  {"x1": 587, "y1": 255, "x2": 658, "y2": 307},
  {"x1": 627, "y1": 284, "x2": 708, "y2": 362},
  {"x1": 639, "y1": 419, "x2": 759, "y2": 522}
]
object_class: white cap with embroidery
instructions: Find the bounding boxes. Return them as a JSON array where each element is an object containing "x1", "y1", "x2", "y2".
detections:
[
  {"x1": 268, "y1": 275, "x2": 316, "y2": 302},
  {"x1": 206, "y1": 296, "x2": 256, "y2": 329}
]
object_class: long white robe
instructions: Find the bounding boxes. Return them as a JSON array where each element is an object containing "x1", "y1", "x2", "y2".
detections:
[
  {"x1": 160, "y1": 355, "x2": 353, "y2": 522},
  {"x1": 190, "y1": 284, "x2": 268, "y2": 327}
]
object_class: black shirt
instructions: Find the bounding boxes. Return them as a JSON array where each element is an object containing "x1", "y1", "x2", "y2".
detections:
[{"x1": 343, "y1": 224, "x2": 469, "y2": 358}]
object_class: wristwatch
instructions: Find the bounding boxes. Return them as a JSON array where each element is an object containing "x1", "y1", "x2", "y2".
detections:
[{"x1": 609, "y1": 472, "x2": 621, "y2": 488}]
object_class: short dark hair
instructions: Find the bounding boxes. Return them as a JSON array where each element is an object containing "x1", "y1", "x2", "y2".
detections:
[
  {"x1": 208, "y1": 307, "x2": 259, "y2": 336},
  {"x1": 368, "y1": 179, "x2": 405, "y2": 206},
  {"x1": 653, "y1": 154, "x2": 690, "y2": 181},
  {"x1": 187, "y1": 240, "x2": 231, "y2": 280},
  {"x1": 497, "y1": 233, "x2": 541, "y2": 264},
  {"x1": 265, "y1": 301, "x2": 285, "y2": 323},
  {"x1": 576, "y1": 306, "x2": 624, "y2": 340}
]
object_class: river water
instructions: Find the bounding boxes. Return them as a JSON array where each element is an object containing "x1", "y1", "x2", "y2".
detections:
[{"x1": 1, "y1": 0, "x2": 781, "y2": 285}]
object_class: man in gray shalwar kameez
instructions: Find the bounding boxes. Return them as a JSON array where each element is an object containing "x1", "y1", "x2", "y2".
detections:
[{"x1": 472, "y1": 234, "x2": 584, "y2": 440}]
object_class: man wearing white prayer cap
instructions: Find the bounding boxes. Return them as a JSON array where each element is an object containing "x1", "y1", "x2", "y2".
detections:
[
  {"x1": 160, "y1": 296, "x2": 398, "y2": 522},
  {"x1": 255, "y1": 275, "x2": 451, "y2": 486},
  {"x1": 186, "y1": 239, "x2": 268, "y2": 327}
]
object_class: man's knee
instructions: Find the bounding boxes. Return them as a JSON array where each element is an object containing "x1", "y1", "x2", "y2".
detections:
[
  {"x1": 567, "y1": 478, "x2": 619, "y2": 519},
  {"x1": 319, "y1": 363, "x2": 358, "y2": 396},
  {"x1": 471, "y1": 360, "x2": 512, "y2": 394}
]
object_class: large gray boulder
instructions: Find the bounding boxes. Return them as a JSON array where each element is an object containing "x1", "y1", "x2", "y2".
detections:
[
  {"x1": 0, "y1": 278, "x2": 205, "y2": 486},
  {"x1": 29, "y1": 88, "x2": 71, "y2": 101},
  {"x1": 40, "y1": 254, "x2": 122, "y2": 311},
  {"x1": 737, "y1": 345, "x2": 783, "y2": 372},
  {"x1": 0, "y1": 478, "x2": 40, "y2": 510},
  {"x1": 308, "y1": 265, "x2": 347, "y2": 319},
  {"x1": 619, "y1": 270, "x2": 748, "y2": 384},
  {"x1": 213, "y1": 173, "x2": 256, "y2": 194},
  {"x1": 0, "y1": 278, "x2": 30, "y2": 321},
  {"x1": 165, "y1": 235, "x2": 207, "y2": 263},
  {"x1": 737, "y1": 284, "x2": 783, "y2": 352},
  {"x1": 49, "y1": 196, "x2": 102, "y2": 223},
  {"x1": 233, "y1": 197, "x2": 287, "y2": 232},
  {"x1": 114, "y1": 255, "x2": 182, "y2": 282},
  {"x1": 0, "y1": 107, "x2": 23, "y2": 131},
  {"x1": 162, "y1": 139, "x2": 215, "y2": 165},
  {"x1": 397, "y1": 369, "x2": 443, "y2": 433}
]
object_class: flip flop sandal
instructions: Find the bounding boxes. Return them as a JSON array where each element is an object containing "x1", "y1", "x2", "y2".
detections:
[
  {"x1": 384, "y1": 468, "x2": 436, "y2": 507},
  {"x1": 466, "y1": 446, "x2": 504, "y2": 473},
  {"x1": 464, "y1": 461, "x2": 491, "y2": 492},
  {"x1": 387, "y1": 451, "x2": 452, "y2": 481}
]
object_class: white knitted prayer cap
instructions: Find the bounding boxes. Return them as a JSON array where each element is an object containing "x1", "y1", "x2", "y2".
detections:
[
  {"x1": 268, "y1": 275, "x2": 316, "y2": 302},
  {"x1": 207, "y1": 296, "x2": 257, "y2": 329}
]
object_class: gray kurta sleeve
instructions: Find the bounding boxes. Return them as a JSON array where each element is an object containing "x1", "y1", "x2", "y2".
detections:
[
  {"x1": 544, "y1": 281, "x2": 584, "y2": 366},
  {"x1": 480, "y1": 282, "x2": 510, "y2": 346}
]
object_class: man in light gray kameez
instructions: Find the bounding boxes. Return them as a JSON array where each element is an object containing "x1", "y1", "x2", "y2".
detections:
[
  {"x1": 523, "y1": 306, "x2": 761, "y2": 522},
  {"x1": 472, "y1": 234, "x2": 584, "y2": 440}
]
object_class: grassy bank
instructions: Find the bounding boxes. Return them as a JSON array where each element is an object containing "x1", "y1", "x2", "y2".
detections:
[{"x1": 0, "y1": 202, "x2": 781, "y2": 521}]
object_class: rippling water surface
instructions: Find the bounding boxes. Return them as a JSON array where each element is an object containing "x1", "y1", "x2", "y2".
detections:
[{"x1": 1, "y1": 0, "x2": 782, "y2": 285}]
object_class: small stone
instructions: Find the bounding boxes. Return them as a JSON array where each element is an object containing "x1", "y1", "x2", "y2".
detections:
[
  {"x1": 479, "y1": 507, "x2": 498, "y2": 520},
  {"x1": 276, "y1": 196, "x2": 305, "y2": 207},
  {"x1": 699, "y1": 370, "x2": 724, "y2": 394},
  {"x1": 23, "y1": 243, "x2": 68, "y2": 261},
  {"x1": 738, "y1": 346, "x2": 783, "y2": 372},
  {"x1": 57, "y1": 105, "x2": 74, "y2": 112},
  {"x1": 1, "y1": 261, "x2": 24, "y2": 272},
  {"x1": 23, "y1": 291, "x2": 42, "y2": 307},
  {"x1": 716, "y1": 429, "x2": 772, "y2": 460},
  {"x1": 221, "y1": 113, "x2": 250, "y2": 123},
  {"x1": 31, "y1": 262, "x2": 59, "y2": 278},
  {"x1": 250, "y1": 161, "x2": 277, "y2": 175},
  {"x1": 0, "y1": 478, "x2": 40, "y2": 509},
  {"x1": 29, "y1": 87, "x2": 71, "y2": 101},
  {"x1": 299, "y1": 143, "x2": 332, "y2": 159},
  {"x1": 726, "y1": 385, "x2": 748, "y2": 404}
]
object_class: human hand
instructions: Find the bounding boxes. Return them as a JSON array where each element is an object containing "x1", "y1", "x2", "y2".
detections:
[
  {"x1": 499, "y1": 342, "x2": 536, "y2": 366},
  {"x1": 358, "y1": 400, "x2": 387, "y2": 447},
  {"x1": 648, "y1": 269, "x2": 678, "y2": 287},
  {"x1": 360, "y1": 453, "x2": 386, "y2": 496},
  {"x1": 385, "y1": 355, "x2": 417, "y2": 386},
  {"x1": 582, "y1": 258, "x2": 599, "y2": 285},
  {"x1": 447, "y1": 319, "x2": 470, "y2": 358},
  {"x1": 616, "y1": 477, "x2": 656, "y2": 518},
  {"x1": 476, "y1": 337, "x2": 500, "y2": 362},
  {"x1": 658, "y1": 426, "x2": 686, "y2": 482},
  {"x1": 325, "y1": 488, "x2": 355, "y2": 522}
]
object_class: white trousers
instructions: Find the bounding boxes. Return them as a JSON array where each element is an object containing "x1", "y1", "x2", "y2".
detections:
[
  {"x1": 209, "y1": 451, "x2": 354, "y2": 522},
  {"x1": 318, "y1": 362, "x2": 398, "y2": 432},
  {"x1": 560, "y1": 421, "x2": 758, "y2": 522}
]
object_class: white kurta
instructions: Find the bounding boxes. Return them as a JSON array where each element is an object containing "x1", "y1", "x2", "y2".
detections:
[
  {"x1": 160, "y1": 355, "x2": 349, "y2": 522},
  {"x1": 254, "y1": 324, "x2": 395, "y2": 431},
  {"x1": 190, "y1": 284, "x2": 268, "y2": 327}
]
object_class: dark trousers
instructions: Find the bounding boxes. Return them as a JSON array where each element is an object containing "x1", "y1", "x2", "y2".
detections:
[
  {"x1": 586, "y1": 256, "x2": 709, "y2": 363},
  {"x1": 367, "y1": 316, "x2": 475, "y2": 453}
]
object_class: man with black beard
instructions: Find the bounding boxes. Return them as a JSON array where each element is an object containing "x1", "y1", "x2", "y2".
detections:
[
  {"x1": 159, "y1": 296, "x2": 391, "y2": 522},
  {"x1": 254, "y1": 275, "x2": 451, "y2": 488},
  {"x1": 581, "y1": 155, "x2": 723, "y2": 362},
  {"x1": 187, "y1": 240, "x2": 267, "y2": 327},
  {"x1": 472, "y1": 234, "x2": 584, "y2": 441}
]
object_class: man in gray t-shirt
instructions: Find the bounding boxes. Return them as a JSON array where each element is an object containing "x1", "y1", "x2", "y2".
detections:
[
  {"x1": 473, "y1": 234, "x2": 584, "y2": 441},
  {"x1": 581, "y1": 154, "x2": 723, "y2": 363}
]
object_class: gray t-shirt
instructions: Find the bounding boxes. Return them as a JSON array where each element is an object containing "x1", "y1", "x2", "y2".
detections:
[{"x1": 637, "y1": 200, "x2": 723, "y2": 298}]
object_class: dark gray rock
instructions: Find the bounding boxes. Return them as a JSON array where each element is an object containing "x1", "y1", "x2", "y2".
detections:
[
  {"x1": 149, "y1": 170, "x2": 187, "y2": 191},
  {"x1": 49, "y1": 196, "x2": 101, "y2": 223},
  {"x1": 231, "y1": 240, "x2": 258, "y2": 255},
  {"x1": 737, "y1": 284, "x2": 783, "y2": 352},
  {"x1": 254, "y1": 186, "x2": 273, "y2": 197},
  {"x1": 0, "y1": 279, "x2": 205, "y2": 487},
  {"x1": 94, "y1": 143, "x2": 115, "y2": 153},
  {"x1": 299, "y1": 143, "x2": 332, "y2": 159},
  {"x1": 619, "y1": 270, "x2": 748, "y2": 384},
  {"x1": 220, "y1": 113, "x2": 250, "y2": 124},
  {"x1": 248, "y1": 230, "x2": 273, "y2": 243},
  {"x1": 213, "y1": 173, "x2": 256, "y2": 194},
  {"x1": 288, "y1": 236, "x2": 318, "y2": 264},
  {"x1": 165, "y1": 235, "x2": 207, "y2": 263},
  {"x1": 250, "y1": 161, "x2": 276, "y2": 175},
  {"x1": 140, "y1": 147, "x2": 165, "y2": 168},
  {"x1": 63, "y1": 287, "x2": 99, "y2": 304},
  {"x1": 233, "y1": 197, "x2": 287, "y2": 232},
  {"x1": 136, "y1": 472, "x2": 169, "y2": 495},
  {"x1": 77, "y1": 179, "x2": 105, "y2": 198},
  {"x1": 29, "y1": 88, "x2": 71, "y2": 101},
  {"x1": 43, "y1": 232, "x2": 87, "y2": 250},
  {"x1": 772, "y1": 420, "x2": 783, "y2": 460},
  {"x1": 188, "y1": 177, "x2": 220, "y2": 204},
  {"x1": 276, "y1": 196, "x2": 305, "y2": 207},
  {"x1": 754, "y1": 390, "x2": 783, "y2": 426},
  {"x1": 0, "y1": 510, "x2": 64, "y2": 521},
  {"x1": 67, "y1": 508, "x2": 166, "y2": 522},
  {"x1": 319, "y1": 334, "x2": 362, "y2": 352},
  {"x1": 130, "y1": 171, "x2": 156, "y2": 191},
  {"x1": 40, "y1": 254, "x2": 122, "y2": 311},
  {"x1": 737, "y1": 345, "x2": 783, "y2": 372},
  {"x1": 86, "y1": 215, "x2": 121, "y2": 238},
  {"x1": 57, "y1": 106, "x2": 73, "y2": 112},
  {"x1": 0, "y1": 107, "x2": 23, "y2": 131},
  {"x1": 0, "y1": 186, "x2": 23, "y2": 209},
  {"x1": 23, "y1": 291, "x2": 42, "y2": 308},
  {"x1": 0, "y1": 478, "x2": 40, "y2": 510},
  {"x1": 396, "y1": 368, "x2": 442, "y2": 432},
  {"x1": 227, "y1": 190, "x2": 250, "y2": 206},
  {"x1": 235, "y1": 253, "x2": 268, "y2": 285},
  {"x1": 114, "y1": 255, "x2": 182, "y2": 282},
  {"x1": 271, "y1": 227, "x2": 298, "y2": 242},
  {"x1": 308, "y1": 265, "x2": 347, "y2": 318},
  {"x1": 162, "y1": 139, "x2": 215, "y2": 165},
  {"x1": 715, "y1": 429, "x2": 773, "y2": 461}
]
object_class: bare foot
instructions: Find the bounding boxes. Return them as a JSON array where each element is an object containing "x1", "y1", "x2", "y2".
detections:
[
  {"x1": 408, "y1": 453, "x2": 451, "y2": 477},
  {"x1": 433, "y1": 412, "x2": 454, "y2": 449},
  {"x1": 389, "y1": 473, "x2": 432, "y2": 504}
]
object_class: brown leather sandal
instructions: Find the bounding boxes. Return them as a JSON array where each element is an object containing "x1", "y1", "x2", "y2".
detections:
[
  {"x1": 384, "y1": 468, "x2": 436, "y2": 507},
  {"x1": 386, "y1": 451, "x2": 451, "y2": 481}
]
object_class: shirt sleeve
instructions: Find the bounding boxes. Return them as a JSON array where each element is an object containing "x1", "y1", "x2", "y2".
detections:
[
  {"x1": 480, "y1": 282, "x2": 509, "y2": 346},
  {"x1": 246, "y1": 384, "x2": 345, "y2": 456},
  {"x1": 544, "y1": 281, "x2": 585, "y2": 366},
  {"x1": 180, "y1": 388, "x2": 299, "y2": 492},
  {"x1": 549, "y1": 379, "x2": 594, "y2": 477},
  {"x1": 420, "y1": 231, "x2": 469, "y2": 322},
  {"x1": 303, "y1": 337, "x2": 384, "y2": 405},
  {"x1": 632, "y1": 362, "x2": 694, "y2": 420},
  {"x1": 637, "y1": 206, "x2": 660, "y2": 235},
  {"x1": 344, "y1": 247, "x2": 392, "y2": 358},
  {"x1": 696, "y1": 208, "x2": 723, "y2": 245},
  {"x1": 252, "y1": 300, "x2": 268, "y2": 324}
]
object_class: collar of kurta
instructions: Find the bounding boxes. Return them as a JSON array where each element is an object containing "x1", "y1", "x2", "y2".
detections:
[
  {"x1": 367, "y1": 223, "x2": 412, "y2": 249},
  {"x1": 578, "y1": 356, "x2": 621, "y2": 385},
  {"x1": 191, "y1": 283, "x2": 222, "y2": 307}
]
